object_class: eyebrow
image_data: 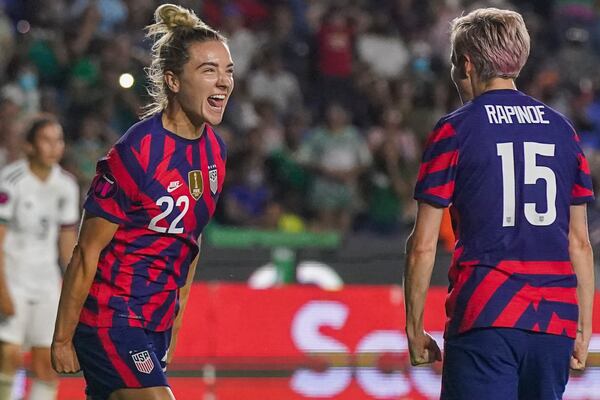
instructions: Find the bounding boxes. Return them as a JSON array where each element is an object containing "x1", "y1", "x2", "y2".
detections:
[{"x1": 198, "y1": 62, "x2": 235, "y2": 69}]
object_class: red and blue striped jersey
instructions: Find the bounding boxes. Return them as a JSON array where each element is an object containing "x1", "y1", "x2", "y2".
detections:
[
  {"x1": 415, "y1": 89, "x2": 595, "y2": 339},
  {"x1": 81, "y1": 113, "x2": 226, "y2": 331}
]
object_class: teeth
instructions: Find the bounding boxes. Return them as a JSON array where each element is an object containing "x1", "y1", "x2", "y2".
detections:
[{"x1": 209, "y1": 95, "x2": 226, "y2": 100}]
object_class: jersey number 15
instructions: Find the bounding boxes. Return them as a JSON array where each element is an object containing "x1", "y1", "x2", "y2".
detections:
[{"x1": 497, "y1": 142, "x2": 556, "y2": 227}]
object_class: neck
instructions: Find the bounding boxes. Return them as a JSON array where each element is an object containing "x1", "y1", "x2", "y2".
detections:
[
  {"x1": 162, "y1": 104, "x2": 206, "y2": 140},
  {"x1": 472, "y1": 77, "x2": 516, "y2": 97},
  {"x1": 29, "y1": 159, "x2": 52, "y2": 181}
]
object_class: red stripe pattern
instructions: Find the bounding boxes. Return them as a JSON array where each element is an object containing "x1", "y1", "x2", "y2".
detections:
[
  {"x1": 414, "y1": 122, "x2": 459, "y2": 207},
  {"x1": 417, "y1": 150, "x2": 459, "y2": 182},
  {"x1": 446, "y1": 260, "x2": 578, "y2": 339}
]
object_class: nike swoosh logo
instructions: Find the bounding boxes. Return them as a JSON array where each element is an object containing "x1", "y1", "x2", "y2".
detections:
[{"x1": 167, "y1": 183, "x2": 183, "y2": 193}]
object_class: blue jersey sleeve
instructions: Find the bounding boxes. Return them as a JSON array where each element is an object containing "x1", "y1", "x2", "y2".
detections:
[
  {"x1": 414, "y1": 121, "x2": 460, "y2": 207},
  {"x1": 83, "y1": 142, "x2": 145, "y2": 225},
  {"x1": 571, "y1": 134, "x2": 595, "y2": 205}
]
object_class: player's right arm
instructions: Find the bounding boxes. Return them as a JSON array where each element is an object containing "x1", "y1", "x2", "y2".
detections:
[
  {"x1": 404, "y1": 202, "x2": 444, "y2": 366},
  {"x1": 51, "y1": 211, "x2": 118, "y2": 374},
  {"x1": 568, "y1": 204, "x2": 594, "y2": 371},
  {"x1": 405, "y1": 119, "x2": 458, "y2": 366},
  {"x1": 0, "y1": 223, "x2": 14, "y2": 317}
]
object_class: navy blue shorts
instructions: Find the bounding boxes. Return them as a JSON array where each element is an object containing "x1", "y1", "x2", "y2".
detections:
[
  {"x1": 73, "y1": 323, "x2": 172, "y2": 400},
  {"x1": 441, "y1": 328, "x2": 574, "y2": 400}
]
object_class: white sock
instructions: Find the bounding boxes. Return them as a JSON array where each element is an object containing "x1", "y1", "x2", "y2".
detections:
[
  {"x1": 0, "y1": 373, "x2": 15, "y2": 400},
  {"x1": 28, "y1": 380, "x2": 57, "y2": 400},
  {"x1": 12, "y1": 369, "x2": 26, "y2": 400}
]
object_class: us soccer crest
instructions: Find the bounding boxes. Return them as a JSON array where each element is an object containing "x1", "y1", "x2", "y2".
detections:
[
  {"x1": 209, "y1": 166, "x2": 218, "y2": 195},
  {"x1": 131, "y1": 350, "x2": 154, "y2": 374},
  {"x1": 188, "y1": 170, "x2": 203, "y2": 200}
]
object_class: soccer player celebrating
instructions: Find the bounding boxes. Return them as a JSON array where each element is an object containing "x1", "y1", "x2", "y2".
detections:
[
  {"x1": 51, "y1": 4, "x2": 232, "y2": 400},
  {"x1": 0, "y1": 115, "x2": 79, "y2": 400},
  {"x1": 404, "y1": 8, "x2": 594, "y2": 400}
]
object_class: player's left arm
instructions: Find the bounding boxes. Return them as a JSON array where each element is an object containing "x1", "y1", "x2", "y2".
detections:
[
  {"x1": 167, "y1": 237, "x2": 201, "y2": 364},
  {"x1": 58, "y1": 227, "x2": 77, "y2": 272},
  {"x1": 404, "y1": 201, "x2": 444, "y2": 366},
  {"x1": 569, "y1": 203, "x2": 594, "y2": 370}
]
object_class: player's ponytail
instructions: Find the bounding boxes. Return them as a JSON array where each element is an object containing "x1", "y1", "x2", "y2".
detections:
[
  {"x1": 142, "y1": 4, "x2": 226, "y2": 119},
  {"x1": 155, "y1": 4, "x2": 198, "y2": 30}
]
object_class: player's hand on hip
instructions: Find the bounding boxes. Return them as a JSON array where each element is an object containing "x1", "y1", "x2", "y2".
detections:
[
  {"x1": 0, "y1": 292, "x2": 15, "y2": 317},
  {"x1": 407, "y1": 330, "x2": 442, "y2": 366},
  {"x1": 51, "y1": 340, "x2": 81, "y2": 374},
  {"x1": 570, "y1": 330, "x2": 590, "y2": 371}
]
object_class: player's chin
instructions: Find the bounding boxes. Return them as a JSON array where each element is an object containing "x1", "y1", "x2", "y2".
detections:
[{"x1": 203, "y1": 104, "x2": 226, "y2": 125}]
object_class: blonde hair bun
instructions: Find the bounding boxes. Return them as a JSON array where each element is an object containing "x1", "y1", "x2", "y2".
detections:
[{"x1": 156, "y1": 4, "x2": 198, "y2": 30}]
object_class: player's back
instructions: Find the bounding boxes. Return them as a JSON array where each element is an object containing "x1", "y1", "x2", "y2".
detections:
[
  {"x1": 452, "y1": 89, "x2": 590, "y2": 264},
  {"x1": 415, "y1": 89, "x2": 594, "y2": 338}
]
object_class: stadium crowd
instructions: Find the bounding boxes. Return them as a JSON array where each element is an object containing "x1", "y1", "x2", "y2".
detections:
[{"x1": 0, "y1": 0, "x2": 599, "y2": 240}]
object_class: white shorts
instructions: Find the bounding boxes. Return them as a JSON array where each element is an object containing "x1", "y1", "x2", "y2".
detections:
[{"x1": 0, "y1": 285, "x2": 60, "y2": 348}]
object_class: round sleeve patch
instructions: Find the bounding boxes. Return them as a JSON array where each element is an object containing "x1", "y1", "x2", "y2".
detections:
[
  {"x1": 0, "y1": 191, "x2": 9, "y2": 205},
  {"x1": 92, "y1": 173, "x2": 118, "y2": 199}
]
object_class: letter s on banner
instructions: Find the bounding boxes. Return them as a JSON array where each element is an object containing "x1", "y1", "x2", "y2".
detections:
[{"x1": 290, "y1": 301, "x2": 351, "y2": 397}]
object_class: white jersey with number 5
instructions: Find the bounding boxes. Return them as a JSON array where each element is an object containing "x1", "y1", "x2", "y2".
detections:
[{"x1": 0, "y1": 159, "x2": 79, "y2": 295}]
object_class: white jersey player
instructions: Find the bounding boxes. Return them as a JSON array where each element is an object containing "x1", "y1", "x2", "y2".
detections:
[{"x1": 0, "y1": 116, "x2": 78, "y2": 400}]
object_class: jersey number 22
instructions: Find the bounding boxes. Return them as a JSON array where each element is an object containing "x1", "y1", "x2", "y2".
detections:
[{"x1": 148, "y1": 195, "x2": 190, "y2": 234}]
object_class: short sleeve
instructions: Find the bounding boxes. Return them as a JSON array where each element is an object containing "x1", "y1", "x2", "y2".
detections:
[
  {"x1": 570, "y1": 134, "x2": 595, "y2": 205},
  {"x1": 59, "y1": 175, "x2": 80, "y2": 228},
  {"x1": 83, "y1": 144, "x2": 143, "y2": 225},
  {"x1": 414, "y1": 121, "x2": 459, "y2": 208},
  {"x1": 0, "y1": 177, "x2": 16, "y2": 224}
]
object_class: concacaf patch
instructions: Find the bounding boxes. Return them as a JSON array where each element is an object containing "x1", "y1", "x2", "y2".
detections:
[
  {"x1": 93, "y1": 173, "x2": 117, "y2": 199},
  {"x1": 131, "y1": 350, "x2": 154, "y2": 374},
  {"x1": 0, "y1": 191, "x2": 9, "y2": 205}
]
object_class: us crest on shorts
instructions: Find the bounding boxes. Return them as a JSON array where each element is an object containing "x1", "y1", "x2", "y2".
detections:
[
  {"x1": 188, "y1": 170, "x2": 203, "y2": 200},
  {"x1": 131, "y1": 350, "x2": 154, "y2": 374},
  {"x1": 209, "y1": 166, "x2": 218, "y2": 195}
]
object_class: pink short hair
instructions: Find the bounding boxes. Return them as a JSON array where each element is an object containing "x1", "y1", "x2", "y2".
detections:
[{"x1": 450, "y1": 8, "x2": 530, "y2": 82}]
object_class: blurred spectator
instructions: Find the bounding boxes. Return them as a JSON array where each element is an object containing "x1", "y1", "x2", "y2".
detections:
[
  {"x1": 70, "y1": 0, "x2": 128, "y2": 36},
  {"x1": 224, "y1": 79, "x2": 260, "y2": 133},
  {"x1": 202, "y1": 0, "x2": 269, "y2": 29},
  {"x1": 297, "y1": 103, "x2": 371, "y2": 232},
  {"x1": 63, "y1": 114, "x2": 117, "y2": 197},
  {"x1": 266, "y1": 109, "x2": 312, "y2": 217},
  {"x1": 315, "y1": 7, "x2": 355, "y2": 110},
  {"x1": 222, "y1": 128, "x2": 274, "y2": 227},
  {"x1": 0, "y1": 7, "x2": 15, "y2": 76},
  {"x1": 1, "y1": 58, "x2": 40, "y2": 119},
  {"x1": 254, "y1": 100, "x2": 285, "y2": 155},
  {"x1": 222, "y1": 4, "x2": 258, "y2": 80},
  {"x1": 247, "y1": 49, "x2": 302, "y2": 118},
  {"x1": 351, "y1": 67, "x2": 394, "y2": 127},
  {"x1": 0, "y1": 96, "x2": 23, "y2": 169},
  {"x1": 365, "y1": 107, "x2": 420, "y2": 232},
  {"x1": 356, "y1": 10, "x2": 409, "y2": 79},
  {"x1": 265, "y1": 5, "x2": 311, "y2": 84}
]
